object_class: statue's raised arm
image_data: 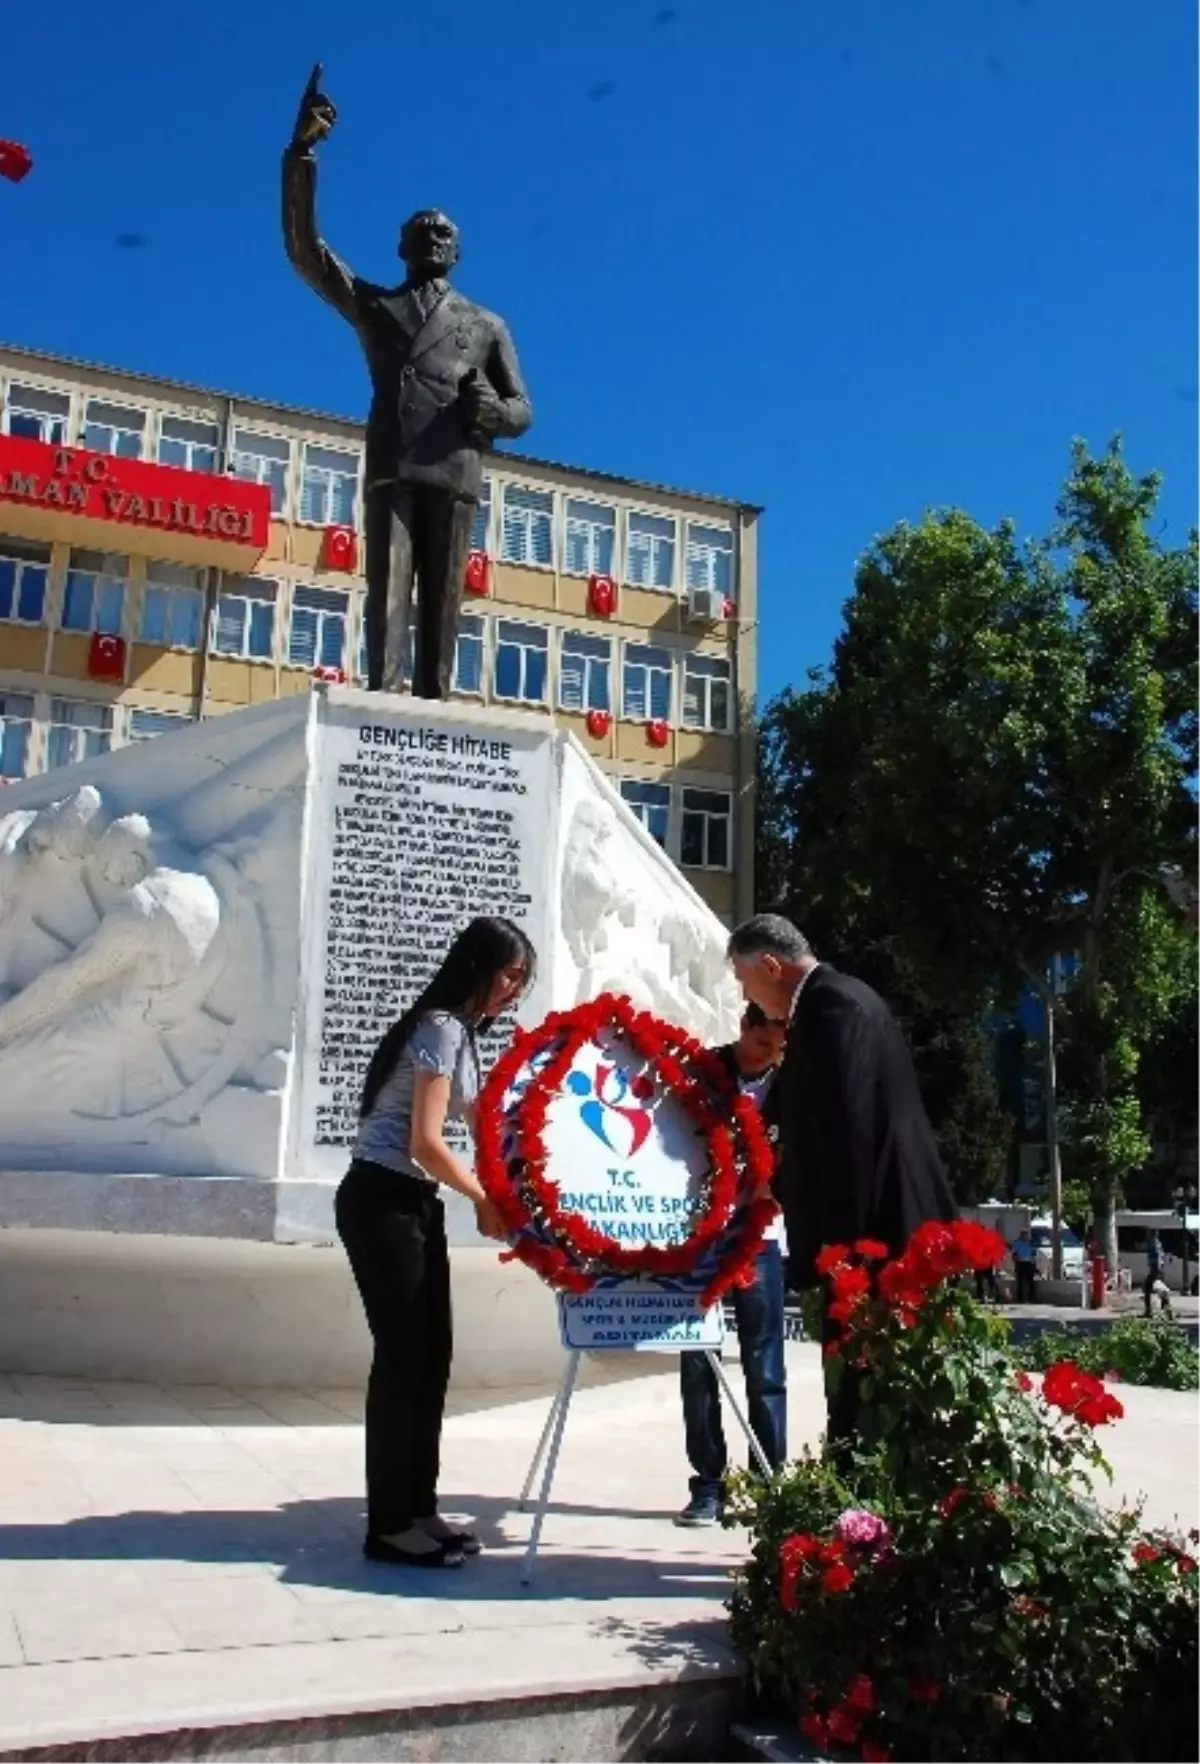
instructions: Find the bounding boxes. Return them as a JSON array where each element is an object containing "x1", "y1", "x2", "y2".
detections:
[{"x1": 282, "y1": 63, "x2": 355, "y2": 319}]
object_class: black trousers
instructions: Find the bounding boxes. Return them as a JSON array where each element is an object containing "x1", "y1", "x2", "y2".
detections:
[
  {"x1": 364, "y1": 480, "x2": 475, "y2": 698},
  {"x1": 335, "y1": 1160, "x2": 452, "y2": 1536},
  {"x1": 1015, "y1": 1261, "x2": 1037, "y2": 1304}
]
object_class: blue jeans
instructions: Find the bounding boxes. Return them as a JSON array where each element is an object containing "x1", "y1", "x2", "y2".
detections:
[{"x1": 680, "y1": 1241, "x2": 787, "y2": 1501}]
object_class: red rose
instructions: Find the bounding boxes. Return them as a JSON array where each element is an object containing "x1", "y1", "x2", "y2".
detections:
[
  {"x1": 953, "y1": 1219, "x2": 1007, "y2": 1270},
  {"x1": 816, "y1": 1243, "x2": 852, "y2": 1275},
  {"x1": 908, "y1": 1221, "x2": 962, "y2": 1281},
  {"x1": 844, "y1": 1674, "x2": 876, "y2": 1715},
  {"x1": 827, "y1": 1705, "x2": 862, "y2": 1745},
  {"x1": 1041, "y1": 1359, "x2": 1087, "y2": 1410},
  {"x1": 936, "y1": 1487, "x2": 968, "y2": 1519},
  {"x1": 853, "y1": 1238, "x2": 890, "y2": 1261},
  {"x1": 800, "y1": 1712, "x2": 829, "y2": 1748},
  {"x1": 1133, "y1": 1542, "x2": 1160, "y2": 1565},
  {"x1": 822, "y1": 1563, "x2": 855, "y2": 1595},
  {"x1": 1043, "y1": 1360, "x2": 1123, "y2": 1426},
  {"x1": 861, "y1": 1742, "x2": 891, "y2": 1763},
  {"x1": 1014, "y1": 1370, "x2": 1034, "y2": 1392},
  {"x1": 829, "y1": 1262, "x2": 873, "y2": 1324},
  {"x1": 908, "y1": 1676, "x2": 943, "y2": 1704},
  {"x1": 1177, "y1": 1555, "x2": 1197, "y2": 1575}
]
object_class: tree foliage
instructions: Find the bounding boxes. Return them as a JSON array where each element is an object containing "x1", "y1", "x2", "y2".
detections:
[{"x1": 758, "y1": 439, "x2": 1197, "y2": 1237}]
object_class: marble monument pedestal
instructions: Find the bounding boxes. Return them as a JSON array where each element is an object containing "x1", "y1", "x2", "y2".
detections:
[{"x1": 0, "y1": 687, "x2": 740, "y2": 1386}]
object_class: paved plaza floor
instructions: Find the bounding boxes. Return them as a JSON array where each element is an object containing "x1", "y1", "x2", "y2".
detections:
[{"x1": 0, "y1": 1345, "x2": 1195, "y2": 1755}]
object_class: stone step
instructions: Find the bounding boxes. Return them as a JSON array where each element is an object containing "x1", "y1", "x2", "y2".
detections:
[
  {"x1": 0, "y1": 1673, "x2": 745, "y2": 1763},
  {"x1": 729, "y1": 1718, "x2": 818, "y2": 1762}
]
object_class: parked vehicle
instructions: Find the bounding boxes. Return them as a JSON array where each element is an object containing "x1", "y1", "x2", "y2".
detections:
[
  {"x1": 1028, "y1": 1219, "x2": 1086, "y2": 1281},
  {"x1": 1115, "y1": 1210, "x2": 1199, "y2": 1296}
]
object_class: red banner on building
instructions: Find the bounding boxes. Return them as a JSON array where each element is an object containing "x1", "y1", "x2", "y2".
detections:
[{"x1": 0, "y1": 434, "x2": 270, "y2": 568}]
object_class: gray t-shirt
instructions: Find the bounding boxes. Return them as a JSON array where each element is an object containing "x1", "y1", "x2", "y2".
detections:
[{"x1": 353, "y1": 1011, "x2": 480, "y2": 1180}]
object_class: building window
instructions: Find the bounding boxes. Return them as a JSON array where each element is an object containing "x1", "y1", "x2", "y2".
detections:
[
  {"x1": 61, "y1": 550, "x2": 127, "y2": 635},
  {"x1": 299, "y1": 443, "x2": 359, "y2": 526},
  {"x1": 140, "y1": 562, "x2": 205, "y2": 649},
  {"x1": 494, "y1": 619, "x2": 549, "y2": 704},
  {"x1": 685, "y1": 523, "x2": 734, "y2": 597},
  {"x1": 46, "y1": 698, "x2": 113, "y2": 771},
  {"x1": 682, "y1": 653, "x2": 733, "y2": 731},
  {"x1": 212, "y1": 575, "x2": 277, "y2": 660},
  {"x1": 620, "y1": 780, "x2": 671, "y2": 849},
  {"x1": 622, "y1": 642, "x2": 673, "y2": 721},
  {"x1": 471, "y1": 479, "x2": 492, "y2": 553},
  {"x1": 3, "y1": 382, "x2": 69, "y2": 446},
  {"x1": 454, "y1": 613, "x2": 486, "y2": 694},
  {"x1": 680, "y1": 787, "x2": 732, "y2": 870},
  {"x1": 626, "y1": 511, "x2": 676, "y2": 591},
  {"x1": 0, "y1": 540, "x2": 50, "y2": 625},
  {"x1": 0, "y1": 690, "x2": 34, "y2": 780},
  {"x1": 82, "y1": 400, "x2": 145, "y2": 459},
  {"x1": 158, "y1": 416, "x2": 220, "y2": 474},
  {"x1": 563, "y1": 500, "x2": 615, "y2": 577},
  {"x1": 289, "y1": 585, "x2": 349, "y2": 670},
  {"x1": 127, "y1": 708, "x2": 193, "y2": 743},
  {"x1": 559, "y1": 630, "x2": 611, "y2": 713},
  {"x1": 228, "y1": 431, "x2": 291, "y2": 514},
  {"x1": 500, "y1": 486, "x2": 553, "y2": 567}
]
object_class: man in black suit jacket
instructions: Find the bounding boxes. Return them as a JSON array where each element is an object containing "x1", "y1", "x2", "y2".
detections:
[
  {"x1": 727, "y1": 914, "x2": 957, "y2": 1437},
  {"x1": 282, "y1": 67, "x2": 532, "y2": 698}
]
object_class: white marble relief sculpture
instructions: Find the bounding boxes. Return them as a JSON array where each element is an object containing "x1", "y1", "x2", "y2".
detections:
[
  {"x1": 0, "y1": 709, "x2": 307, "y2": 1179},
  {"x1": 556, "y1": 764, "x2": 740, "y2": 1046}
]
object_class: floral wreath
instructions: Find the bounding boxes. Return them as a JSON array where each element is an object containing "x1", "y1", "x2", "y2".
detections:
[{"x1": 475, "y1": 992, "x2": 778, "y2": 1308}]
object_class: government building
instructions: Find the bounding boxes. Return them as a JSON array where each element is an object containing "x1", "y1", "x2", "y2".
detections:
[{"x1": 0, "y1": 342, "x2": 759, "y2": 922}]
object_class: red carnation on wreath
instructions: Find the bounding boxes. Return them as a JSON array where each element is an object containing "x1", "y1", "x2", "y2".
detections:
[{"x1": 475, "y1": 992, "x2": 777, "y2": 1307}]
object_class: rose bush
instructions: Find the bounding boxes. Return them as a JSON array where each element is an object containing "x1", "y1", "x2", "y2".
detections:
[{"x1": 727, "y1": 1223, "x2": 1199, "y2": 1762}]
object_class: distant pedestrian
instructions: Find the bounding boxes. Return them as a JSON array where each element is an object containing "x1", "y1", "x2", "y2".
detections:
[
  {"x1": 1143, "y1": 1231, "x2": 1173, "y2": 1318},
  {"x1": 974, "y1": 1264, "x2": 999, "y2": 1304},
  {"x1": 1011, "y1": 1226, "x2": 1037, "y2": 1305}
]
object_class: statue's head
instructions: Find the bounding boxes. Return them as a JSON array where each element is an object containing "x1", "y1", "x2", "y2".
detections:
[
  {"x1": 94, "y1": 814, "x2": 153, "y2": 889},
  {"x1": 399, "y1": 209, "x2": 460, "y2": 281}
]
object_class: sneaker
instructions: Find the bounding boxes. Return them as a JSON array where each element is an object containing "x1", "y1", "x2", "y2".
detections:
[{"x1": 674, "y1": 1492, "x2": 724, "y2": 1527}]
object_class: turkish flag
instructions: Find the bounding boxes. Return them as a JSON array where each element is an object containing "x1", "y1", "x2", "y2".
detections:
[
  {"x1": 0, "y1": 141, "x2": 33, "y2": 183},
  {"x1": 585, "y1": 709, "x2": 611, "y2": 739},
  {"x1": 647, "y1": 718, "x2": 670, "y2": 749},
  {"x1": 88, "y1": 633, "x2": 126, "y2": 680},
  {"x1": 321, "y1": 526, "x2": 357, "y2": 572},
  {"x1": 464, "y1": 550, "x2": 491, "y2": 595},
  {"x1": 588, "y1": 574, "x2": 616, "y2": 617}
]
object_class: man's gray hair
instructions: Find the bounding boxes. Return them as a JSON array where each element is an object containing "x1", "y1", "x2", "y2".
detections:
[{"x1": 727, "y1": 913, "x2": 812, "y2": 962}]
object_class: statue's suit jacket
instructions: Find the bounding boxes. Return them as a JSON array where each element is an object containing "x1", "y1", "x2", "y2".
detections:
[{"x1": 283, "y1": 149, "x2": 532, "y2": 498}]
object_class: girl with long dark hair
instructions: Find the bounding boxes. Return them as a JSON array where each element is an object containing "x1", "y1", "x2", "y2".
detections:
[{"x1": 335, "y1": 915, "x2": 535, "y2": 1569}]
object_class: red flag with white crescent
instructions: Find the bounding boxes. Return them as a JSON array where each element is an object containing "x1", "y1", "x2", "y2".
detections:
[{"x1": 0, "y1": 141, "x2": 33, "y2": 183}]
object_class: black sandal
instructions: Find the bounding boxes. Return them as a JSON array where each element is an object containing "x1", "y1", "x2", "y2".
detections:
[
  {"x1": 439, "y1": 1528, "x2": 482, "y2": 1555},
  {"x1": 363, "y1": 1534, "x2": 464, "y2": 1568},
  {"x1": 417, "y1": 1518, "x2": 482, "y2": 1555}
]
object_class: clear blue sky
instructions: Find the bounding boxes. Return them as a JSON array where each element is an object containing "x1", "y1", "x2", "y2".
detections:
[{"x1": 4, "y1": 0, "x2": 1195, "y2": 700}]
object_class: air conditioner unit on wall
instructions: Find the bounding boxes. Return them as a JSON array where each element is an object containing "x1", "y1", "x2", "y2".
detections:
[{"x1": 686, "y1": 585, "x2": 725, "y2": 622}]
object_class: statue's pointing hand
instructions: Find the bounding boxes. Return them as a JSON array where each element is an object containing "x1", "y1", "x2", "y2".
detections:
[{"x1": 292, "y1": 63, "x2": 336, "y2": 150}]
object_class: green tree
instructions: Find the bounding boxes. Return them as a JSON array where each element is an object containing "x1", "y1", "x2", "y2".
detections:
[{"x1": 759, "y1": 439, "x2": 1197, "y2": 1263}]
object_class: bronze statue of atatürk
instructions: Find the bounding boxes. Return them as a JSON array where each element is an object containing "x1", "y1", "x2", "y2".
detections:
[{"x1": 283, "y1": 65, "x2": 532, "y2": 698}]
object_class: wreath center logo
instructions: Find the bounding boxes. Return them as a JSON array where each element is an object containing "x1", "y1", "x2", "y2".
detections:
[{"x1": 566, "y1": 1063, "x2": 654, "y2": 1158}]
